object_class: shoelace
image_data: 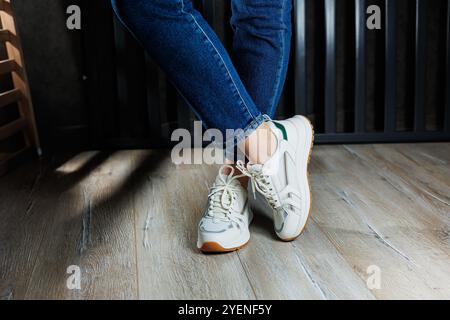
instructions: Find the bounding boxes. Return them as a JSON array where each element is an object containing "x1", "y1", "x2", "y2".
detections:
[
  {"x1": 207, "y1": 165, "x2": 245, "y2": 220},
  {"x1": 236, "y1": 160, "x2": 281, "y2": 209}
]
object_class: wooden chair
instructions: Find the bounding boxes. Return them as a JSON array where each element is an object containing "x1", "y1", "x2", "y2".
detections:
[{"x1": 0, "y1": 0, "x2": 40, "y2": 175}]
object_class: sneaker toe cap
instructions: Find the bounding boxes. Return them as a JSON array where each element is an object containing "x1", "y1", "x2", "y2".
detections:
[{"x1": 197, "y1": 218, "x2": 242, "y2": 247}]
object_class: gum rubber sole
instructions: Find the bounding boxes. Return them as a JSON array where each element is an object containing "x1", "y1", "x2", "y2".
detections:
[
  {"x1": 279, "y1": 117, "x2": 315, "y2": 242},
  {"x1": 199, "y1": 241, "x2": 249, "y2": 253}
]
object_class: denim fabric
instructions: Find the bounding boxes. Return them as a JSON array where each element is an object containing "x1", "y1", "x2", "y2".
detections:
[
  {"x1": 231, "y1": 0, "x2": 292, "y2": 118},
  {"x1": 111, "y1": 0, "x2": 292, "y2": 149}
]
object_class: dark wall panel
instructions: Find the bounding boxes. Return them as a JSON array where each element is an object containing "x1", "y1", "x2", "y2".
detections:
[
  {"x1": 13, "y1": 0, "x2": 88, "y2": 151},
  {"x1": 11, "y1": 0, "x2": 450, "y2": 150}
]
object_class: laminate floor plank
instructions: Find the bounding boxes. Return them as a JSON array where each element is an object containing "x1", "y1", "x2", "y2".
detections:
[
  {"x1": 1, "y1": 144, "x2": 449, "y2": 300},
  {"x1": 310, "y1": 145, "x2": 450, "y2": 299},
  {"x1": 0, "y1": 160, "x2": 47, "y2": 300},
  {"x1": 23, "y1": 152, "x2": 139, "y2": 299},
  {"x1": 133, "y1": 152, "x2": 255, "y2": 299}
]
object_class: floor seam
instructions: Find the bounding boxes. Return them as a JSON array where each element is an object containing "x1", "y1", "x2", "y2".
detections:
[
  {"x1": 236, "y1": 251, "x2": 258, "y2": 300},
  {"x1": 308, "y1": 217, "x2": 378, "y2": 300},
  {"x1": 132, "y1": 175, "x2": 141, "y2": 300}
]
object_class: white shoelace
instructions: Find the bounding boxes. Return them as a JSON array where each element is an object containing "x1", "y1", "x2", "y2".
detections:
[
  {"x1": 207, "y1": 165, "x2": 245, "y2": 220},
  {"x1": 236, "y1": 160, "x2": 281, "y2": 209}
]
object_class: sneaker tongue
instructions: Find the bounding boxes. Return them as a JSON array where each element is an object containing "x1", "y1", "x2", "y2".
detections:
[
  {"x1": 216, "y1": 172, "x2": 241, "y2": 188},
  {"x1": 217, "y1": 173, "x2": 233, "y2": 184},
  {"x1": 210, "y1": 173, "x2": 239, "y2": 217},
  {"x1": 248, "y1": 164, "x2": 263, "y2": 174}
]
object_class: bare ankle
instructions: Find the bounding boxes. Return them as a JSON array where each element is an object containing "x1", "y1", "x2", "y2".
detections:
[{"x1": 239, "y1": 122, "x2": 278, "y2": 164}]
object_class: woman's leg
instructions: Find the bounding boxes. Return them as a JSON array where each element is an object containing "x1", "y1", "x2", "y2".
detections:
[
  {"x1": 111, "y1": 0, "x2": 270, "y2": 253},
  {"x1": 111, "y1": 0, "x2": 309, "y2": 252},
  {"x1": 111, "y1": 0, "x2": 266, "y2": 149},
  {"x1": 231, "y1": 1, "x2": 314, "y2": 242},
  {"x1": 231, "y1": 0, "x2": 293, "y2": 118}
]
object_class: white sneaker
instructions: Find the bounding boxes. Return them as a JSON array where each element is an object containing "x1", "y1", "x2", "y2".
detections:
[
  {"x1": 197, "y1": 165, "x2": 253, "y2": 253},
  {"x1": 237, "y1": 116, "x2": 314, "y2": 241}
]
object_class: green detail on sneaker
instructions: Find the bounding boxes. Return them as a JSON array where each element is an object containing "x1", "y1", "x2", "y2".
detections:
[{"x1": 273, "y1": 121, "x2": 288, "y2": 141}]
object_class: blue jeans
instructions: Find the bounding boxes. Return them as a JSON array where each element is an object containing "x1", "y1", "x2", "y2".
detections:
[{"x1": 111, "y1": 0, "x2": 292, "y2": 150}]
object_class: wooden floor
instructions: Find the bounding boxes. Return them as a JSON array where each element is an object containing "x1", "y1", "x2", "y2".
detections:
[{"x1": 0, "y1": 143, "x2": 449, "y2": 300}]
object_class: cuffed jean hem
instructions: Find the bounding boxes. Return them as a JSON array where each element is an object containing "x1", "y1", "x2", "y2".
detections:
[{"x1": 209, "y1": 113, "x2": 271, "y2": 161}]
